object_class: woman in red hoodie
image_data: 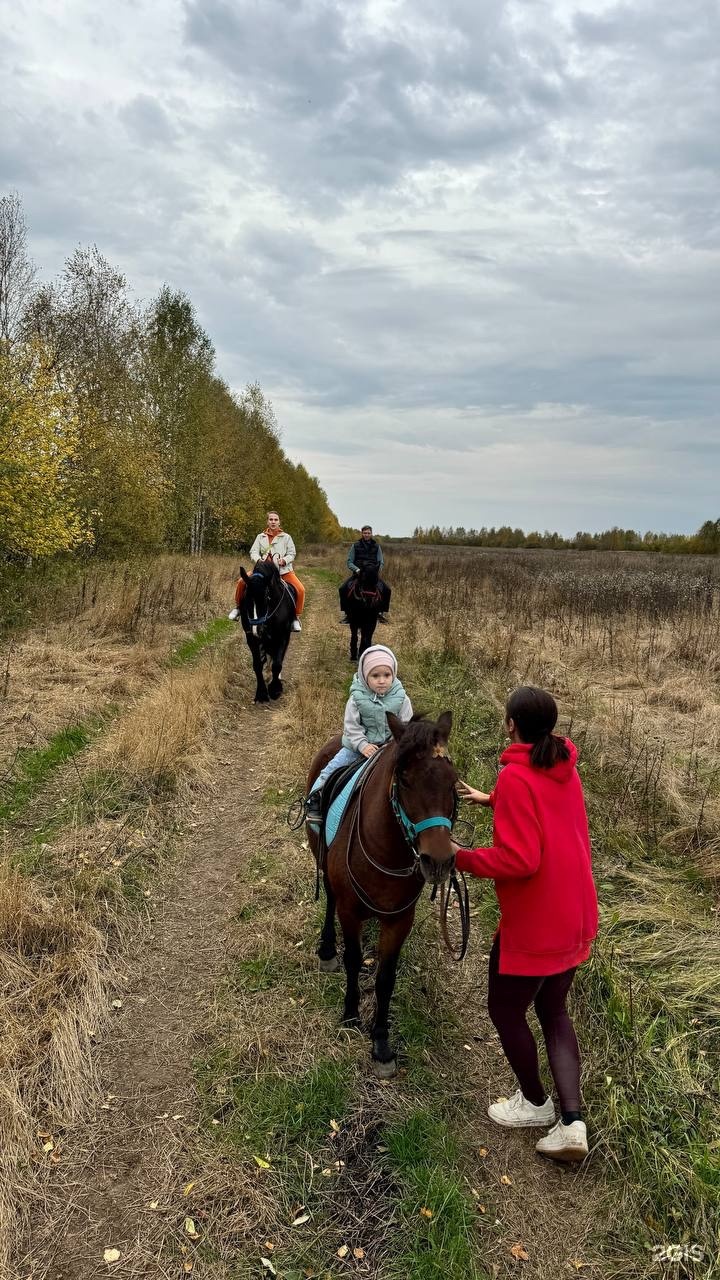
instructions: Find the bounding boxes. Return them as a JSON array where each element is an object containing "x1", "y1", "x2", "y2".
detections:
[{"x1": 452, "y1": 686, "x2": 598, "y2": 1163}]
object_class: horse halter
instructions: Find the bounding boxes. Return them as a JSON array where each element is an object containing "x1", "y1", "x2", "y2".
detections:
[
  {"x1": 389, "y1": 774, "x2": 457, "y2": 856},
  {"x1": 245, "y1": 569, "x2": 288, "y2": 628}
]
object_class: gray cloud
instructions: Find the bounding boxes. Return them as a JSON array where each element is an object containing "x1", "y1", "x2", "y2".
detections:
[{"x1": 0, "y1": 0, "x2": 718, "y2": 534}]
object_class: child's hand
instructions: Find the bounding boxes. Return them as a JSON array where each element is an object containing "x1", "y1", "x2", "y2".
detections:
[
  {"x1": 361, "y1": 743, "x2": 379, "y2": 758},
  {"x1": 456, "y1": 780, "x2": 491, "y2": 806}
]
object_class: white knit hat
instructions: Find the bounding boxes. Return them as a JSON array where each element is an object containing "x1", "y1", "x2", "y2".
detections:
[{"x1": 360, "y1": 644, "x2": 398, "y2": 682}]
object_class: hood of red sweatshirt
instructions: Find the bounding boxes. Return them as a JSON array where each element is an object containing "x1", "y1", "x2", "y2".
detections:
[{"x1": 499, "y1": 738, "x2": 578, "y2": 783}]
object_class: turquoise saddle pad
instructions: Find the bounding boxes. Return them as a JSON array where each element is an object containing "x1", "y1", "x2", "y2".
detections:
[{"x1": 325, "y1": 757, "x2": 373, "y2": 847}]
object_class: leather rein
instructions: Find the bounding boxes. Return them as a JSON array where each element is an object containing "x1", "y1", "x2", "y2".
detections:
[{"x1": 343, "y1": 746, "x2": 471, "y2": 961}]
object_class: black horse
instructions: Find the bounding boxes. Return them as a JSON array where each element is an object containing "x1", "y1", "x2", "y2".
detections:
[
  {"x1": 238, "y1": 560, "x2": 295, "y2": 703},
  {"x1": 345, "y1": 564, "x2": 383, "y2": 661}
]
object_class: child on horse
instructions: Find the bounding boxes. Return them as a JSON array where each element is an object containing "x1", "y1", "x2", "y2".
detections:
[
  {"x1": 453, "y1": 686, "x2": 598, "y2": 1163},
  {"x1": 232, "y1": 510, "x2": 305, "y2": 632},
  {"x1": 305, "y1": 644, "x2": 412, "y2": 825}
]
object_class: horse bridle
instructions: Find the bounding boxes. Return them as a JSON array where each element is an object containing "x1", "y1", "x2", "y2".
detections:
[
  {"x1": 338, "y1": 747, "x2": 470, "y2": 957},
  {"x1": 245, "y1": 570, "x2": 292, "y2": 628}
]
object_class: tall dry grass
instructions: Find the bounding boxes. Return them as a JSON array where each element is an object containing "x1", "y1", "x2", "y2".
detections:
[{"x1": 0, "y1": 554, "x2": 245, "y2": 1277}]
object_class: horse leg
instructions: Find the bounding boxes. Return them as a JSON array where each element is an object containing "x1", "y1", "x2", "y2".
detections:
[
  {"x1": 359, "y1": 618, "x2": 374, "y2": 657},
  {"x1": 338, "y1": 907, "x2": 363, "y2": 1027},
  {"x1": 247, "y1": 636, "x2": 269, "y2": 703},
  {"x1": 317, "y1": 869, "x2": 339, "y2": 972},
  {"x1": 268, "y1": 652, "x2": 283, "y2": 699},
  {"x1": 349, "y1": 621, "x2": 359, "y2": 662},
  {"x1": 268, "y1": 632, "x2": 290, "y2": 699},
  {"x1": 371, "y1": 909, "x2": 415, "y2": 1076}
]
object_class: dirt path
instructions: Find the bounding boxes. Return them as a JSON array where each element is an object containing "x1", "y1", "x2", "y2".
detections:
[
  {"x1": 28, "y1": 575, "x2": 605, "y2": 1280},
  {"x1": 27, "y1": 617, "x2": 311, "y2": 1280}
]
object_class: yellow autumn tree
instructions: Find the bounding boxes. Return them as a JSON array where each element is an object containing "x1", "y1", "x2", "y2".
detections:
[{"x1": 0, "y1": 341, "x2": 89, "y2": 557}]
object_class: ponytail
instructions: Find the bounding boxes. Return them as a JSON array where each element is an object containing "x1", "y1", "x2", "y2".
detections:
[
  {"x1": 530, "y1": 731, "x2": 571, "y2": 770},
  {"x1": 506, "y1": 686, "x2": 571, "y2": 771}
]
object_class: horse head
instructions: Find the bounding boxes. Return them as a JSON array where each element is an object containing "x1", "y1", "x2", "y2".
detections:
[
  {"x1": 358, "y1": 563, "x2": 380, "y2": 592},
  {"x1": 240, "y1": 559, "x2": 281, "y2": 633},
  {"x1": 386, "y1": 711, "x2": 458, "y2": 885}
]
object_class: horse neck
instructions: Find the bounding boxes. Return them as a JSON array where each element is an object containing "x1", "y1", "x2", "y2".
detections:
[{"x1": 361, "y1": 743, "x2": 407, "y2": 861}]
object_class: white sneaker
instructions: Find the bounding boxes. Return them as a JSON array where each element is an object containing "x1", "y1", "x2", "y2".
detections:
[
  {"x1": 536, "y1": 1119, "x2": 588, "y2": 1163},
  {"x1": 488, "y1": 1089, "x2": 555, "y2": 1128},
  {"x1": 292, "y1": 619, "x2": 302, "y2": 632},
  {"x1": 228, "y1": 607, "x2": 239, "y2": 621}
]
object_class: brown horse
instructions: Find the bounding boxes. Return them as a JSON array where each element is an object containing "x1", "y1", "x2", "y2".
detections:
[{"x1": 306, "y1": 712, "x2": 457, "y2": 1075}]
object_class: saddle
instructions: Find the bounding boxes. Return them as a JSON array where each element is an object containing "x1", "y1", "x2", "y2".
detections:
[
  {"x1": 347, "y1": 579, "x2": 381, "y2": 606},
  {"x1": 317, "y1": 754, "x2": 371, "y2": 862}
]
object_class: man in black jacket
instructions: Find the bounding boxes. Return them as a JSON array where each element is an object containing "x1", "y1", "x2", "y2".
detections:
[{"x1": 339, "y1": 525, "x2": 391, "y2": 623}]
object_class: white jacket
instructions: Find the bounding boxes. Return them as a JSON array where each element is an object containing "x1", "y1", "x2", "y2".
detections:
[{"x1": 250, "y1": 531, "x2": 296, "y2": 576}]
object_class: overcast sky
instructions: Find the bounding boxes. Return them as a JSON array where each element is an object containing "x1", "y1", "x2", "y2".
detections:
[{"x1": 2, "y1": 0, "x2": 718, "y2": 535}]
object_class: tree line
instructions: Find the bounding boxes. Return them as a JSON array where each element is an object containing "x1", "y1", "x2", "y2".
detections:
[
  {"x1": 0, "y1": 191, "x2": 342, "y2": 564},
  {"x1": 412, "y1": 521, "x2": 720, "y2": 555}
]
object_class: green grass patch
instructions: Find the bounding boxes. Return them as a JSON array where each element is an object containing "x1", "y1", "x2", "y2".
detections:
[
  {"x1": 382, "y1": 1110, "x2": 485, "y2": 1280},
  {"x1": 170, "y1": 616, "x2": 234, "y2": 665},
  {"x1": 0, "y1": 722, "x2": 93, "y2": 820},
  {"x1": 197, "y1": 1051, "x2": 352, "y2": 1155}
]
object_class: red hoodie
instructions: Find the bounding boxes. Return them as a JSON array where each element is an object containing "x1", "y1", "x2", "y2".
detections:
[{"x1": 455, "y1": 739, "x2": 598, "y2": 976}]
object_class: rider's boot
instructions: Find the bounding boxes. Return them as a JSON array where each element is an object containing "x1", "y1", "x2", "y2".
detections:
[
  {"x1": 377, "y1": 613, "x2": 389, "y2": 624},
  {"x1": 305, "y1": 789, "x2": 322, "y2": 826},
  {"x1": 339, "y1": 614, "x2": 350, "y2": 624},
  {"x1": 292, "y1": 618, "x2": 302, "y2": 632}
]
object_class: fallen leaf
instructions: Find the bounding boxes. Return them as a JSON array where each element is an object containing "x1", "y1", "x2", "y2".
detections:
[
  {"x1": 261, "y1": 1259, "x2": 277, "y2": 1276},
  {"x1": 337, "y1": 1244, "x2": 349, "y2": 1258},
  {"x1": 353, "y1": 1248, "x2": 365, "y2": 1259},
  {"x1": 183, "y1": 1181, "x2": 195, "y2": 1196},
  {"x1": 329, "y1": 1119, "x2": 341, "y2": 1133},
  {"x1": 183, "y1": 1264, "x2": 194, "y2": 1274},
  {"x1": 376, "y1": 1144, "x2": 388, "y2": 1153},
  {"x1": 292, "y1": 1213, "x2": 311, "y2": 1227},
  {"x1": 103, "y1": 1248, "x2": 121, "y2": 1264},
  {"x1": 363, "y1": 958, "x2": 374, "y2": 966},
  {"x1": 253, "y1": 1156, "x2": 271, "y2": 1169},
  {"x1": 479, "y1": 1147, "x2": 489, "y2": 1157},
  {"x1": 419, "y1": 1207, "x2": 433, "y2": 1219},
  {"x1": 463, "y1": 1043, "x2": 473, "y2": 1051},
  {"x1": 479, "y1": 1205, "x2": 486, "y2": 1213},
  {"x1": 149, "y1": 1200, "x2": 159, "y2": 1210},
  {"x1": 321, "y1": 1167, "x2": 333, "y2": 1177},
  {"x1": 569, "y1": 1263, "x2": 588, "y2": 1272},
  {"x1": 264, "y1": 1242, "x2": 275, "y2": 1251},
  {"x1": 42, "y1": 1140, "x2": 54, "y2": 1154},
  {"x1": 111, "y1": 999, "x2": 123, "y2": 1009},
  {"x1": 500, "y1": 1174, "x2": 513, "y2": 1185},
  {"x1": 510, "y1": 1243, "x2": 529, "y2": 1261},
  {"x1": 183, "y1": 1217, "x2": 199, "y2": 1239}
]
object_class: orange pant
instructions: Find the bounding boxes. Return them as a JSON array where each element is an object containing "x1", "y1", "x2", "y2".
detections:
[{"x1": 235, "y1": 570, "x2": 305, "y2": 616}]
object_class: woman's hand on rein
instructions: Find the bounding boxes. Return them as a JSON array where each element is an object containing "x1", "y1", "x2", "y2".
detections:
[{"x1": 456, "y1": 780, "x2": 491, "y2": 806}]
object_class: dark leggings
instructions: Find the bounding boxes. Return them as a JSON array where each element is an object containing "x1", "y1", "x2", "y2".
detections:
[{"x1": 487, "y1": 935, "x2": 581, "y2": 1115}]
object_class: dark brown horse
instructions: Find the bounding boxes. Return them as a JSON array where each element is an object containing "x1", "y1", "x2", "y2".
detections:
[
  {"x1": 344, "y1": 564, "x2": 383, "y2": 662},
  {"x1": 306, "y1": 712, "x2": 457, "y2": 1075}
]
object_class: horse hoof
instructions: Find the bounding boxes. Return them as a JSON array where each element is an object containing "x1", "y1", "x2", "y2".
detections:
[
  {"x1": 318, "y1": 956, "x2": 340, "y2": 973},
  {"x1": 371, "y1": 1056, "x2": 397, "y2": 1079}
]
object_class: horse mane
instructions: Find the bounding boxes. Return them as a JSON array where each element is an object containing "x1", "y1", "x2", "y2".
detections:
[{"x1": 395, "y1": 714, "x2": 445, "y2": 772}]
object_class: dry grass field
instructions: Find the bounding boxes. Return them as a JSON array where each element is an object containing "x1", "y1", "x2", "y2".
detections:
[{"x1": 1, "y1": 546, "x2": 718, "y2": 1280}]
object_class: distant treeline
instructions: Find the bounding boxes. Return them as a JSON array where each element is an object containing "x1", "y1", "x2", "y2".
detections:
[
  {"x1": 413, "y1": 521, "x2": 720, "y2": 555},
  {"x1": 0, "y1": 192, "x2": 341, "y2": 564}
]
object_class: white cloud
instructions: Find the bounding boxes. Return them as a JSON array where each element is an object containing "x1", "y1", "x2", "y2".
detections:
[{"x1": 1, "y1": 0, "x2": 718, "y2": 534}]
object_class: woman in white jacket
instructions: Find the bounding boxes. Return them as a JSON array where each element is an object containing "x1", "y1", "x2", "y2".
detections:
[{"x1": 233, "y1": 511, "x2": 305, "y2": 631}]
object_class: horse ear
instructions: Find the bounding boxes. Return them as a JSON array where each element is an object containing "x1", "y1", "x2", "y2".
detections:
[
  {"x1": 240, "y1": 567, "x2": 250, "y2": 583},
  {"x1": 386, "y1": 712, "x2": 407, "y2": 742},
  {"x1": 436, "y1": 711, "x2": 453, "y2": 742}
]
